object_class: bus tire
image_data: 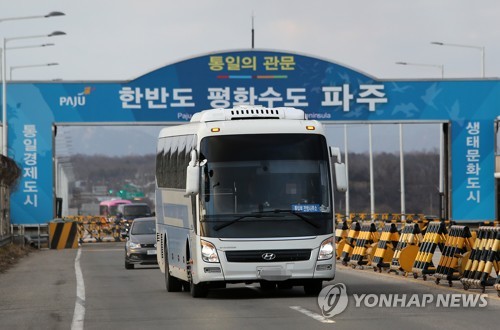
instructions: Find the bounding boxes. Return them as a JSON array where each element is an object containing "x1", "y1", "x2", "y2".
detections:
[
  {"x1": 190, "y1": 279, "x2": 208, "y2": 298},
  {"x1": 260, "y1": 281, "x2": 276, "y2": 291},
  {"x1": 165, "y1": 247, "x2": 182, "y2": 292},
  {"x1": 277, "y1": 282, "x2": 293, "y2": 290},
  {"x1": 303, "y1": 280, "x2": 323, "y2": 295}
]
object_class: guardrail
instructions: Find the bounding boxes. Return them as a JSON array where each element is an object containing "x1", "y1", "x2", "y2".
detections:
[
  {"x1": 10, "y1": 224, "x2": 49, "y2": 249},
  {"x1": 4, "y1": 218, "x2": 129, "y2": 249},
  {"x1": 0, "y1": 235, "x2": 11, "y2": 248}
]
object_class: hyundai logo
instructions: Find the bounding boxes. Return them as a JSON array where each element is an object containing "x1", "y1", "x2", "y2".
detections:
[{"x1": 262, "y1": 253, "x2": 276, "y2": 261}]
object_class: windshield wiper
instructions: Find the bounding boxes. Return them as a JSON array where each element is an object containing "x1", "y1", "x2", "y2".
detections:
[
  {"x1": 254, "y1": 209, "x2": 320, "y2": 228},
  {"x1": 213, "y1": 214, "x2": 281, "y2": 231},
  {"x1": 213, "y1": 214, "x2": 262, "y2": 231}
]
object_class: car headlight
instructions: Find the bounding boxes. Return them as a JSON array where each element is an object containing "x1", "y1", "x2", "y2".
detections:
[
  {"x1": 318, "y1": 237, "x2": 334, "y2": 260},
  {"x1": 128, "y1": 241, "x2": 142, "y2": 249},
  {"x1": 201, "y1": 240, "x2": 219, "y2": 263}
]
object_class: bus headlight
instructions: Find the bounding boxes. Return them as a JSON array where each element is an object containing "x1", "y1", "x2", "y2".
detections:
[
  {"x1": 201, "y1": 240, "x2": 219, "y2": 263},
  {"x1": 318, "y1": 237, "x2": 334, "y2": 260}
]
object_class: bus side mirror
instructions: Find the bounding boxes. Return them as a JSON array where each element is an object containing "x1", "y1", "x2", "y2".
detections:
[
  {"x1": 330, "y1": 147, "x2": 348, "y2": 193},
  {"x1": 186, "y1": 149, "x2": 200, "y2": 196},
  {"x1": 334, "y1": 163, "x2": 348, "y2": 193}
]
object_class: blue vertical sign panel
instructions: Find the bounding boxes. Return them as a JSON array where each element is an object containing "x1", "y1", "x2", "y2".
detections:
[
  {"x1": 451, "y1": 120, "x2": 495, "y2": 221},
  {"x1": 3, "y1": 50, "x2": 500, "y2": 224}
]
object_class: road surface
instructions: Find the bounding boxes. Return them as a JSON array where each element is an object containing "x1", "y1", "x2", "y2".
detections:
[{"x1": 0, "y1": 242, "x2": 498, "y2": 330}]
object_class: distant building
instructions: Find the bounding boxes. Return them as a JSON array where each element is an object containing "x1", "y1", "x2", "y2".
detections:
[{"x1": 92, "y1": 185, "x2": 108, "y2": 195}]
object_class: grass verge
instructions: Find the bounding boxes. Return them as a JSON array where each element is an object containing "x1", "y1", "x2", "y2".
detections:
[{"x1": 0, "y1": 243, "x2": 34, "y2": 273}]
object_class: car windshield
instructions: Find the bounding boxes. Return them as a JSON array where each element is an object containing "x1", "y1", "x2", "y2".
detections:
[
  {"x1": 199, "y1": 134, "x2": 333, "y2": 238},
  {"x1": 131, "y1": 220, "x2": 156, "y2": 235}
]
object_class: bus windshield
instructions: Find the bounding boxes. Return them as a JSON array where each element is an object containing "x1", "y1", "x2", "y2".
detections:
[{"x1": 199, "y1": 134, "x2": 332, "y2": 238}]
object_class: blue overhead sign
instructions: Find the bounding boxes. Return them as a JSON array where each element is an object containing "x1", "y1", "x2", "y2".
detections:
[{"x1": 3, "y1": 50, "x2": 500, "y2": 224}]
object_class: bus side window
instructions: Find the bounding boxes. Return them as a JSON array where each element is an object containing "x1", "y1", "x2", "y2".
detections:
[
  {"x1": 169, "y1": 136, "x2": 180, "y2": 188},
  {"x1": 177, "y1": 136, "x2": 187, "y2": 189}
]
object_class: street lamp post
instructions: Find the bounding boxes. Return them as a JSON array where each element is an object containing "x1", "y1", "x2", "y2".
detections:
[
  {"x1": 0, "y1": 11, "x2": 65, "y2": 236},
  {"x1": 395, "y1": 61, "x2": 444, "y2": 78},
  {"x1": 10, "y1": 62, "x2": 59, "y2": 80},
  {"x1": 2, "y1": 31, "x2": 66, "y2": 156},
  {"x1": 7, "y1": 43, "x2": 54, "y2": 49},
  {"x1": 431, "y1": 41, "x2": 485, "y2": 78},
  {"x1": 0, "y1": 11, "x2": 64, "y2": 23},
  {"x1": 0, "y1": 11, "x2": 65, "y2": 156},
  {"x1": 0, "y1": 11, "x2": 65, "y2": 238},
  {"x1": 0, "y1": 43, "x2": 55, "y2": 76}
]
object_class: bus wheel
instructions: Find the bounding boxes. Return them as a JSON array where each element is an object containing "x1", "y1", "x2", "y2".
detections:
[
  {"x1": 190, "y1": 278, "x2": 208, "y2": 298},
  {"x1": 304, "y1": 280, "x2": 323, "y2": 295},
  {"x1": 260, "y1": 281, "x2": 276, "y2": 291},
  {"x1": 277, "y1": 282, "x2": 293, "y2": 290},
  {"x1": 165, "y1": 247, "x2": 182, "y2": 292}
]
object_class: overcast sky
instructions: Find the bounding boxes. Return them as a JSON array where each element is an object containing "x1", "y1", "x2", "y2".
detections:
[
  {"x1": 2, "y1": 0, "x2": 499, "y2": 81},
  {"x1": 3, "y1": 1, "x2": 494, "y2": 155}
]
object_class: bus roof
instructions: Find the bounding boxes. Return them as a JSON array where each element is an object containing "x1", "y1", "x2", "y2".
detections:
[
  {"x1": 158, "y1": 106, "x2": 323, "y2": 139},
  {"x1": 190, "y1": 106, "x2": 305, "y2": 123}
]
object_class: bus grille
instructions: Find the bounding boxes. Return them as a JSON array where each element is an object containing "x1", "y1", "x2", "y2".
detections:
[{"x1": 225, "y1": 249, "x2": 311, "y2": 263}]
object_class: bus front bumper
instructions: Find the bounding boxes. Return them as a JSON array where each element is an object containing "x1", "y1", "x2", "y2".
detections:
[
  {"x1": 195, "y1": 259, "x2": 334, "y2": 284},
  {"x1": 192, "y1": 239, "x2": 335, "y2": 284}
]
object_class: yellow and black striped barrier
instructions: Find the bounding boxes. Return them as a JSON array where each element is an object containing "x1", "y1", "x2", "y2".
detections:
[
  {"x1": 78, "y1": 219, "x2": 123, "y2": 243},
  {"x1": 348, "y1": 222, "x2": 380, "y2": 268},
  {"x1": 460, "y1": 228, "x2": 489, "y2": 289},
  {"x1": 335, "y1": 220, "x2": 349, "y2": 243},
  {"x1": 372, "y1": 223, "x2": 400, "y2": 272},
  {"x1": 433, "y1": 225, "x2": 474, "y2": 287},
  {"x1": 460, "y1": 227, "x2": 500, "y2": 292},
  {"x1": 334, "y1": 218, "x2": 500, "y2": 293},
  {"x1": 344, "y1": 213, "x2": 428, "y2": 223},
  {"x1": 340, "y1": 221, "x2": 361, "y2": 264},
  {"x1": 49, "y1": 221, "x2": 79, "y2": 249},
  {"x1": 411, "y1": 221, "x2": 448, "y2": 280},
  {"x1": 390, "y1": 223, "x2": 422, "y2": 275},
  {"x1": 495, "y1": 270, "x2": 500, "y2": 297},
  {"x1": 335, "y1": 213, "x2": 345, "y2": 223},
  {"x1": 349, "y1": 213, "x2": 370, "y2": 222},
  {"x1": 64, "y1": 216, "x2": 125, "y2": 243},
  {"x1": 480, "y1": 220, "x2": 500, "y2": 227},
  {"x1": 335, "y1": 220, "x2": 350, "y2": 259}
]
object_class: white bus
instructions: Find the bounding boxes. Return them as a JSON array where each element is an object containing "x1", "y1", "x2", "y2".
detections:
[{"x1": 155, "y1": 105, "x2": 347, "y2": 297}]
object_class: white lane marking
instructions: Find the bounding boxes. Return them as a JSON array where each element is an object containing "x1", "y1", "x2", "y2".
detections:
[
  {"x1": 289, "y1": 306, "x2": 335, "y2": 324},
  {"x1": 71, "y1": 248, "x2": 85, "y2": 330}
]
